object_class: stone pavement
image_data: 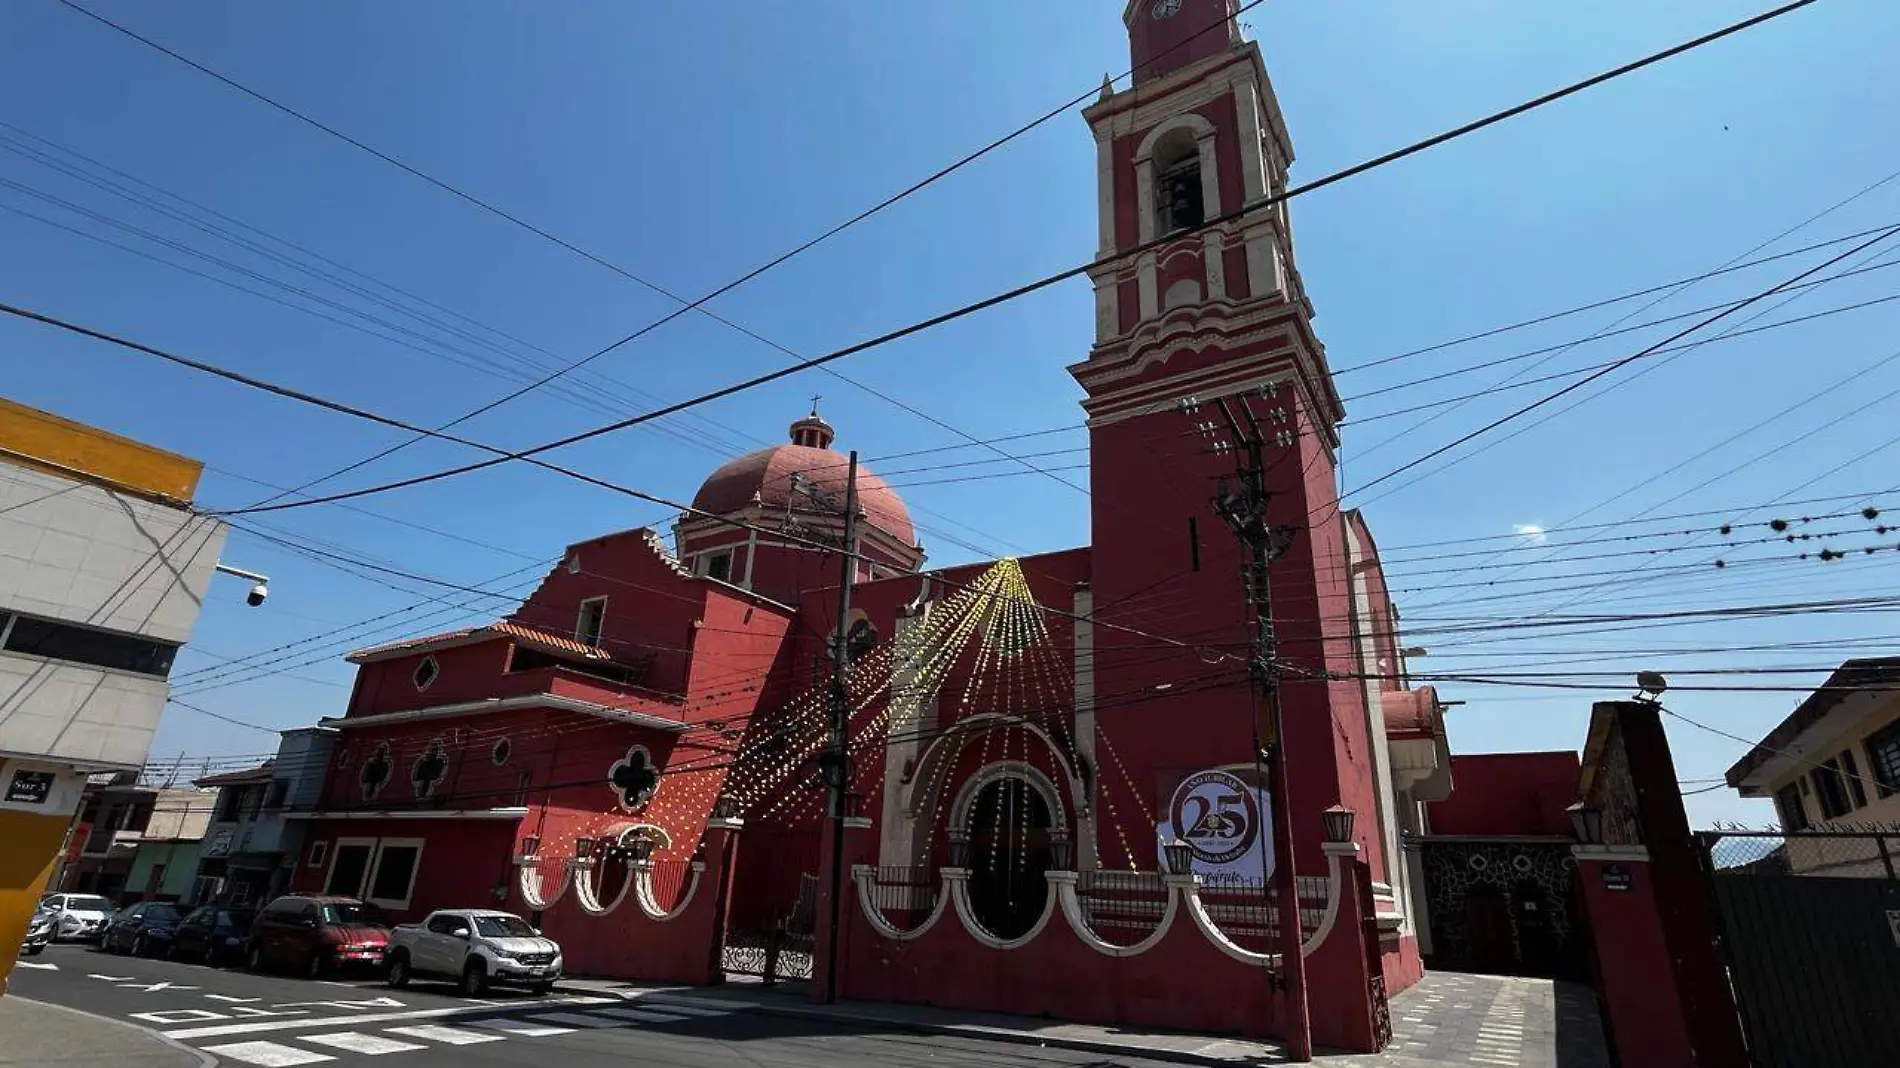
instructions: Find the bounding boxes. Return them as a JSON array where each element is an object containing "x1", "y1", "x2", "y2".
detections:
[
  {"x1": 567, "y1": 970, "x2": 1612, "y2": 1067},
  {"x1": 0, "y1": 993, "x2": 211, "y2": 1068}
]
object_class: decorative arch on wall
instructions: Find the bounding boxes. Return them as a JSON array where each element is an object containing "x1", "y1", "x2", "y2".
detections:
[
  {"x1": 1133, "y1": 112, "x2": 1222, "y2": 246},
  {"x1": 904, "y1": 717, "x2": 1086, "y2": 826},
  {"x1": 948, "y1": 759, "x2": 1068, "y2": 834}
]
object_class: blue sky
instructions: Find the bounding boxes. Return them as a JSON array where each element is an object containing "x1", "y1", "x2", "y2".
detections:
[{"x1": 4, "y1": 0, "x2": 1899, "y2": 824}]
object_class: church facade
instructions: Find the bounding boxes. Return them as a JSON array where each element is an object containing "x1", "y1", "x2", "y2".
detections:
[{"x1": 289, "y1": 1, "x2": 1444, "y2": 1051}]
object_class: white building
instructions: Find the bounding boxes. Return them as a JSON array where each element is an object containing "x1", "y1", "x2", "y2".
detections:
[{"x1": 0, "y1": 397, "x2": 229, "y2": 984}]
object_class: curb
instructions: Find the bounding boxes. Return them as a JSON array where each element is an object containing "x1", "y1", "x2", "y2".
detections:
[
  {"x1": 654, "y1": 994, "x2": 1283, "y2": 1067},
  {"x1": 8, "y1": 996, "x2": 220, "y2": 1068}
]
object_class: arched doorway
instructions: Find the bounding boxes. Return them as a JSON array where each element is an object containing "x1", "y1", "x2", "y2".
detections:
[{"x1": 965, "y1": 775, "x2": 1055, "y2": 940}]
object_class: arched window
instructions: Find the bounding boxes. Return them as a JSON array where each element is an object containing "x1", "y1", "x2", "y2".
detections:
[{"x1": 1152, "y1": 127, "x2": 1204, "y2": 236}]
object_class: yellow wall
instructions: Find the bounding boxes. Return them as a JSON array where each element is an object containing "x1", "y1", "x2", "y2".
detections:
[
  {"x1": 0, "y1": 809, "x2": 70, "y2": 994},
  {"x1": 0, "y1": 397, "x2": 202, "y2": 504}
]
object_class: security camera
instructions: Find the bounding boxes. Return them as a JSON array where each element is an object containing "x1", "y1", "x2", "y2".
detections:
[{"x1": 246, "y1": 583, "x2": 269, "y2": 608}]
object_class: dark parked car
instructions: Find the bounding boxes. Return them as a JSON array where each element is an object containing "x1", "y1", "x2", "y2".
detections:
[
  {"x1": 101, "y1": 901, "x2": 185, "y2": 957},
  {"x1": 247, "y1": 895, "x2": 390, "y2": 978},
  {"x1": 168, "y1": 906, "x2": 255, "y2": 966}
]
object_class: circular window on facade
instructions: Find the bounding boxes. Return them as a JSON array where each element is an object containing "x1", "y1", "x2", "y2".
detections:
[
  {"x1": 413, "y1": 655, "x2": 440, "y2": 692},
  {"x1": 492, "y1": 738, "x2": 512, "y2": 766}
]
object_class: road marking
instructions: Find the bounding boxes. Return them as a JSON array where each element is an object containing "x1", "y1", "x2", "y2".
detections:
[
  {"x1": 134, "y1": 1008, "x2": 232, "y2": 1025},
  {"x1": 300, "y1": 1032, "x2": 428, "y2": 1055},
  {"x1": 383, "y1": 1024, "x2": 503, "y2": 1045},
  {"x1": 88, "y1": 974, "x2": 134, "y2": 982},
  {"x1": 524, "y1": 1011, "x2": 625, "y2": 1029},
  {"x1": 469, "y1": 1019, "x2": 574, "y2": 1037},
  {"x1": 14, "y1": 961, "x2": 57, "y2": 970},
  {"x1": 206, "y1": 995, "x2": 262, "y2": 1004},
  {"x1": 560, "y1": 995, "x2": 620, "y2": 1005},
  {"x1": 202, "y1": 1040, "x2": 336, "y2": 1066},
  {"x1": 590, "y1": 1007, "x2": 689, "y2": 1024},
  {"x1": 122, "y1": 981, "x2": 198, "y2": 993},
  {"x1": 161, "y1": 998, "x2": 595, "y2": 1038}
]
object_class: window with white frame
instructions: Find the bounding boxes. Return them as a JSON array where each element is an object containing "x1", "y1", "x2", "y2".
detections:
[
  {"x1": 324, "y1": 838, "x2": 375, "y2": 896},
  {"x1": 575, "y1": 597, "x2": 607, "y2": 647},
  {"x1": 365, "y1": 839, "x2": 423, "y2": 910},
  {"x1": 702, "y1": 551, "x2": 732, "y2": 582},
  {"x1": 307, "y1": 840, "x2": 329, "y2": 868}
]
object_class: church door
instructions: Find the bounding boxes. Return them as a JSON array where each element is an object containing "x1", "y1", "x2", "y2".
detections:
[{"x1": 965, "y1": 777, "x2": 1054, "y2": 941}]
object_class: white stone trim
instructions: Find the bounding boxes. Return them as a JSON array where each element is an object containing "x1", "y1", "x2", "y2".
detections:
[
  {"x1": 1050, "y1": 870, "x2": 1183, "y2": 958},
  {"x1": 947, "y1": 759, "x2": 1069, "y2": 833},
  {"x1": 906, "y1": 722, "x2": 1086, "y2": 824},
  {"x1": 633, "y1": 859, "x2": 705, "y2": 922},
  {"x1": 573, "y1": 856, "x2": 636, "y2": 916},
  {"x1": 517, "y1": 858, "x2": 572, "y2": 910},
  {"x1": 946, "y1": 867, "x2": 1058, "y2": 950},
  {"x1": 1180, "y1": 840, "x2": 1355, "y2": 964},
  {"x1": 852, "y1": 863, "x2": 951, "y2": 941},
  {"x1": 1571, "y1": 845, "x2": 1651, "y2": 863},
  {"x1": 1183, "y1": 883, "x2": 1280, "y2": 967}
]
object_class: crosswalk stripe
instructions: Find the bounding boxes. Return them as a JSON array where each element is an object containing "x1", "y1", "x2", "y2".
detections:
[
  {"x1": 559, "y1": 995, "x2": 620, "y2": 1004},
  {"x1": 383, "y1": 1024, "x2": 503, "y2": 1045},
  {"x1": 201, "y1": 1041, "x2": 336, "y2": 1066},
  {"x1": 469, "y1": 1018, "x2": 575, "y2": 1037},
  {"x1": 300, "y1": 1032, "x2": 428, "y2": 1055},
  {"x1": 524, "y1": 1011, "x2": 625, "y2": 1028},
  {"x1": 588, "y1": 1007, "x2": 689, "y2": 1024}
]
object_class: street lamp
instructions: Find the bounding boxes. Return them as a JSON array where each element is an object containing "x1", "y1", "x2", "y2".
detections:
[
  {"x1": 573, "y1": 835, "x2": 596, "y2": 859},
  {"x1": 1162, "y1": 839, "x2": 1194, "y2": 875},
  {"x1": 1566, "y1": 803, "x2": 1604, "y2": 846},
  {"x1": 947, "y1": 834, "x2": 970, "y2": 869},
  {"x1": 1048, "y1": 830, "x2": 1073, "y2": 871},
  {"x1": 1320, "y1": 805, "x2": 1356, "y2": 845}
]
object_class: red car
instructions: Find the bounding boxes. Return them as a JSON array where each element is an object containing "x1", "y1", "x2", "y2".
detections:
[{"x1": 246, "y1": 895, "x2": 391, "y2": 979}]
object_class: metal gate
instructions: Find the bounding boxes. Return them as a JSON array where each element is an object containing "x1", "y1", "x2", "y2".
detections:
[{"x1": 1698, "y1": 828, "x2": 1900, "y2": 1068}]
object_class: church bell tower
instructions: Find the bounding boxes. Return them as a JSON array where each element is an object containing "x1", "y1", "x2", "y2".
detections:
[{"x1": 1069, "y1": 0, "x2": 1365, "y2": 880}]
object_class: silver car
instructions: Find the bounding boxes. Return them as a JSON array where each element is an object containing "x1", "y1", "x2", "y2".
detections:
[
  {"x1": 21, "y1": 909, "x2": 55, "y2": 956},
  {"x1": 39, "y1": 893, "x2": 117, "y2": 942}
]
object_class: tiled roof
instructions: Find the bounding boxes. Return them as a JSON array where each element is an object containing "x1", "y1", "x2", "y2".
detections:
[{"x1": 346, "y1": 622, "x2": 610, "y2": 664}]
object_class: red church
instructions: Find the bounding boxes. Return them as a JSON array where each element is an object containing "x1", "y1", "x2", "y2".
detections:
[{"x1": 288, "y1": 1, "x2": 1445, "y2": 1052}]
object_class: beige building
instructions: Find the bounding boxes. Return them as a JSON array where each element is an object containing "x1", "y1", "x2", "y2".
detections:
[
  {"x1": 1726, "y1": 657, "x2": 1900, "y2": 877},
  {"x1": 0, "y1": 398, "x2": 228, "y2": 989}
]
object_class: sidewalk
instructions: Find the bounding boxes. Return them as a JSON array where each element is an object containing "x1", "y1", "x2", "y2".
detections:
[
  {"x1": 566, "y1": 971, "x2": 1610, "y2": 1067},
  {"x1": 0, "y1": 994, "x2": 211, "y2": 1068}
]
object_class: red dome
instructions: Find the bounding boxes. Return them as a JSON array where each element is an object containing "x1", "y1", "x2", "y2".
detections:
[{"x1": 692, "y1": 438, "x2": 915, "y2": 548}]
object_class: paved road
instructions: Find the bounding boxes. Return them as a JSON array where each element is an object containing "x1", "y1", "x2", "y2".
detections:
[{"x1": 7, "y1": 944, "x2": 1186, "y2": 1068}]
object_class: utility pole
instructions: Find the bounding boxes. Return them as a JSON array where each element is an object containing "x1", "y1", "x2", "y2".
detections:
[
  {"x1": 1206, "y1": 392, "x2": 1313, "y2": 1062},
  {"x1": 819, "y1": 451, "x2": 861, "y2": 1004}
]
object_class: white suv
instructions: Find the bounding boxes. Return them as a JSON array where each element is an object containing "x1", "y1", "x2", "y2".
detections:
[{"x1": 385, "y1": 909, "x2": 562, "y2": 996}]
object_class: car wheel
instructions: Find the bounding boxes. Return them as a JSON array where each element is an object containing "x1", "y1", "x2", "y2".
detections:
[
  {"x1": 385, "y1": 953, "x2": 410, "y2": 989},
  {"x1": 530, "y1": 982, "x2": 554, "y2": 996},
  {"x1": 23, "y1": 944, "x2": 44, "y2": 957},
  {"x1": 456, "y1": 960, "x2": 487, "y2": 998},
  {"x1": 131, "y1": 934, "x2": 148, "y2": 958},
  {"x1": 305, "y1": 952, "x2": 326, "y2": 980},
  {"x1": 247, "y1": 945, "x2": 266, "y2": 973}
]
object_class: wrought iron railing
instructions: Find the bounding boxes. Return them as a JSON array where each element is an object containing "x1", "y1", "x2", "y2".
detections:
[
  {"x1": 867, "y1": 865, "x2": 939, "y2": 916},
  {"x1": 1077, "y1": 869, "x2": 1169, "y2": 937}
]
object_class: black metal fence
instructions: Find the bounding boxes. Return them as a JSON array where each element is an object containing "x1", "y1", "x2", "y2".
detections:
[
  {"x1": 1076, "y1": 869, "x2": 1169, "y2": 942},
  {"x1": 1697, "y1": 827, "x2": 1900, "y2": 1068}
]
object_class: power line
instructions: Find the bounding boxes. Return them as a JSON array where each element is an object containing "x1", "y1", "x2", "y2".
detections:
[
  {"x1": 1344, "y1": 223, "x2": 1900, "y2": 498},
  {"x1": 98, "y1": 0, "x2": 1826, "y2": 519}
]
